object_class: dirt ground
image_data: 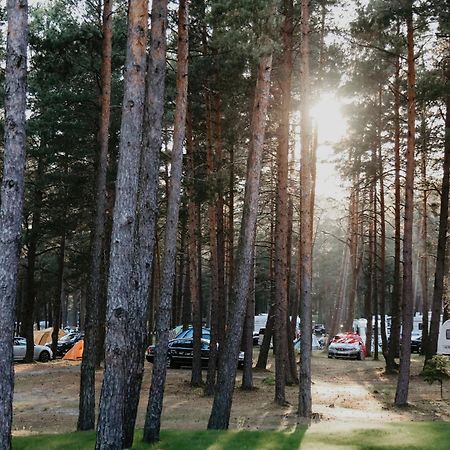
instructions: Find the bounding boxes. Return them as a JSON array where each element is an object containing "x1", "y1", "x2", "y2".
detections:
[{"x1": 12, "y1": 351, "x2": 450, "y2": 437}]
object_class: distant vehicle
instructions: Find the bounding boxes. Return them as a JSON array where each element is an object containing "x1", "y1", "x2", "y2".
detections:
[
  {"x1": 14, "y1": 337, "x2": 53, "y2": 362},
  {"x1": 175, "y1": 326, "x2": 211, "y2": 341},
  {"x1": 313, "y1": 324, "x2": 326, "y2": 335},
  {"x1": 411, "y1": 333, "x2": 422, "y2": 353},
  {"x1": 145, "y1": 337, "x2": 244, "y2": 369},
  {"x1": 294, "y1": 334, "x2": 322, "y2": 353},
  {"x1": 46, "y1": 332, "x2": 83, "y2": 357},
  {"x1": 328, "y1": 332, "x2": 367, "y2": 360}
]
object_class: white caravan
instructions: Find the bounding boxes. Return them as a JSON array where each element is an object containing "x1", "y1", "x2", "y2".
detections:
[{"x1": 437, "y1": 320, "x2": 450, "y2": 355}]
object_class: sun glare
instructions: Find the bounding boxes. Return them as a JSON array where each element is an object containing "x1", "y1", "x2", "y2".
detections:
[{"x1": 310, "y1": 93, "x2": 348, "y2": 145}]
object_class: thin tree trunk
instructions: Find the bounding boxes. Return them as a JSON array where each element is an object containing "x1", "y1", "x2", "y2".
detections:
[
  {"x1": 51, "y1": 231, "x2": 66, "y2": 357},
  {"x1": 420, "y1": 117, "x2": 429, "y2": 354},
  {"x1": 0, "y1": 1, "x2": 28, "y2": 446},
  {"x1": 241, "y1": 254, "x2": 255, "y2": 390},
  {"x1": 274, "y1": 0, "x2": 293, "y2": 405},
  {"x1": 78, "y1": 0, "x2": 113, "y2": 431},
  {"x1": 143, "y1": 0, "x2": 188, "y2": 442},
  {"x1": 395, "y1": 3, "x2": 416, "y2": 405},
  {"x1": 186, "y1": 110, "x2": 203, "y2": 387},
  {"x1": 95, "y1": 1, "x2": 148, "y2": 447},
  {"x1": 256, "y1": 303, "x2": 274, "y2": 368},
  {"x1": 378, "y1": 96, "x2": 388, "y2": 358},
  {"x1": 207, "y1": 51, "x2": 273, "y2": 430},
  {"x1": 23, "y1": 157, "x2": 43, "y2": 363},
  {"x1": 298, "y1": 0, "x2": 313, "y2": 419},
  {"x1": 204, "y1": 89, "x2": 220, "y2": 395}
]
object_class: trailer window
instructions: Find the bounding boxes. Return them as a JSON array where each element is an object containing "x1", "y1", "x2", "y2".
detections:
[{"x1": 446, "y1": 330, "x2": 450, "y2": 340}]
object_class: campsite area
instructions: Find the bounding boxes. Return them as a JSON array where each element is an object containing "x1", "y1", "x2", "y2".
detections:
[{"x1": 13, "y1": 351, "x2": 450, "y2": 438}]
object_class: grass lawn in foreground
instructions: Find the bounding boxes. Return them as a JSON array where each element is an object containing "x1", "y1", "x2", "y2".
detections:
[{"x1": 12, "y1": 422, "x2": 450, "y2": 449}]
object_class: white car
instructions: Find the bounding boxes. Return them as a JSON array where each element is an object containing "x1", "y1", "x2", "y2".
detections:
[{"x1": 13, "y1": 337, "x2": 53, "y2": 362}]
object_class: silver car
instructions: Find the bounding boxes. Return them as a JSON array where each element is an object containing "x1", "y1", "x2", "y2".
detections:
[{"x1": 13, "y1": 337, "x2": 53, "y2": 362}]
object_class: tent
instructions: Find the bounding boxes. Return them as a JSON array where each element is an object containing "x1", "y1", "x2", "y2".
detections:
[
  {"x1": 63, "y1": 339, "x2": 84, "y2": 360},
  {"x1": 34, "y1": 328, "x2": 65, "y2": 345},
  {"x1": 437, "y1": 320, "x2": 450, "y2": 355}
]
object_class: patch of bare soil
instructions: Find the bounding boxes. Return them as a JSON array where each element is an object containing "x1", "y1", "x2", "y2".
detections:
[{"x1": 12, "y1": 351, "x2": 449, "y2": 436}]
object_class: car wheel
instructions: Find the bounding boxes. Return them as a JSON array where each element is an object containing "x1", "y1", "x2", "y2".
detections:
[
  {"x1": 357, "y1": 350, "x2": 365, "y2": 361},
  {"x1": 39, "y1": 351, "x2": 50, "y2": 363},
  {"x1": 328, "y1": 354, "x2": 332, "y2": 359}
]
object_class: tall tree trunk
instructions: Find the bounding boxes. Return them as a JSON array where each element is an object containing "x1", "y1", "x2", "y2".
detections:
[
  {"x1": 186, "y1": 110, "x2": 203, "y2": 387},
  {"x1": 387, "y1": 50, "x2": 402, "y2": 374},
  {"x1": 0, "y1": 2, "x2": 28, "y2": 446},
  {"x1": 23, "y1": 157, "x2": 43, "y2": 363},
  {"x1": 51, "y1": 230, "x2": 66, "y2": 357},
  {"x1": 207, "y1": 51, "x2": 273, "y2": 430},
  {"x1": 204, "y1": 90, "x2": 220, "y2": 395},
  {"x1": 395, "y1": 2, "x2": 416, "y2": 405},
  {"x1": 121, "y1": 0, "x2": 168, "y2": 446},
  {"x1": 298, "y1": 0, "x2": 313, "y2": 419},
  {"x1": 95, "y1": 1, "x2": 148, "y2": 447},
  {"x1": 419, "y1": 117, "x2": 430, "y2": 355},
  {"x1": 143, "y1": 0, "x2": 188, "y2": 442},
  {"x1": 426, "y1": 81, "x2": 450, "y2": 362},
  {"x1": 377, "y1": 89, "x2": 388, "y2": 358},
  {"x1": 78, "y1": 0, "x2": 113, "y2": 430},
  {"x1": 274, "y1": 0, "x2": 293, "y2": 405}
]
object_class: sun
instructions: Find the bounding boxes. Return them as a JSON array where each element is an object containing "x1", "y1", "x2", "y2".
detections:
[{"x1": 310, "y1": 92, "x2": 348, "y2": 145}]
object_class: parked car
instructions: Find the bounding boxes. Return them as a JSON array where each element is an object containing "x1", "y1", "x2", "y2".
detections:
[
  {"x1": 46, "y1": 332, "x2": 83, "y2": 357},
  {"x1": 145, "y1": 337, "x2": 244, "y2": 369},
  {"x1": 175, "y1": 326, "x2": 211, "y2": 341},
  {"x1": 328, "y1": 332, "x2": 367, "y2": 360},
  {"x1": 411, "y1": 332, "x2": 422, "y2": 353},
  {"x1": 13, "y1": 337, "x2": 53, "y2": 362},
  {"x1": 294, "y1": 334, "x2": 322, "y2": 353},
  {"x1": 314, "y1": 324, "x2": 326, "y2": 335}
]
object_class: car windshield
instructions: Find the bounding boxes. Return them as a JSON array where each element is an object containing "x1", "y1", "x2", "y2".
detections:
[{"x1": 59, "y1": 334, "x2": 76, "y2": 342}]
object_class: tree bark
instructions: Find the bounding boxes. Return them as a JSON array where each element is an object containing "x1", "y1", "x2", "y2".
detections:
[
  {"x1": 207, "y1": 51, "x2": 273, "y2": 430},
  {"x1": 273, "y1": 0, "x2": 293, "y2": 405},
  {"x1": 122, "y1": 0, "x2": 168, "y2": 446},
  {"x1": 0, "y1": 1, "x2": 28, "y2": 447},
  {"x1": 23, "y1": 157, "x2": 43, "y2": 363},
  {"x1": 186, "y1": 110, "x2": 203, "y2": 387},
  {"x1": 298, "y1": 0, "x2": 313, "y2": 419},
  {"x1": 78, "y1": 0, "x2": 113, "y2": 431},
  {"x1": 95, "y1": 1, "x2": 148, "y2": 447},
  {"x1": 143, "y1": 0, "x2": 188, "y2": 442},
  {"x1": 395, "y1": 2, "x2": 416, "y2": 406}
]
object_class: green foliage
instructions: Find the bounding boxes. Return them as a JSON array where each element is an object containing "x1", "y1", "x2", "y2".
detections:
[{"x1": 422, "y1": 355, "x2": 450, "y2": 396}]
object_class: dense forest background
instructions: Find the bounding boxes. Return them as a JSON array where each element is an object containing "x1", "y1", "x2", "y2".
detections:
[{"x1": 0, "y1": 0, "x2": 446, "y2": 337}]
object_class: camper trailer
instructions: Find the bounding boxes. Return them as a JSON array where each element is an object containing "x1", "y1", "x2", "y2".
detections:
[{"x1": 437, "y1": 320, "x2": 450, "y2": 355}]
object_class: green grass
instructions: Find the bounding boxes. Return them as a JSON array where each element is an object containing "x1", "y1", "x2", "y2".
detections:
[
  {"x1": 12, "y1": 422, "x2": 450, "y2": 450},
  {"x1": 13, "y1": 428, "x2": 306, "y2": 450},
  {"x1": 302, "y1": 422, "x2": 450, "y2": 449}
]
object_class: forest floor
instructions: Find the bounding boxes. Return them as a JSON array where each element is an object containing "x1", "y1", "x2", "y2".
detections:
[{"x1": 12, "y1": 351, "x2": 450, "y2": 438}]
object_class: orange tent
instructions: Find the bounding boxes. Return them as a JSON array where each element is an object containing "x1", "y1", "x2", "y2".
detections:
[
  {"x1": 34, "y1": 328, "x2": 65, "y2": 345},
  {"x1": 63, "y1": 339, "x2": 84, "y2": 360}
]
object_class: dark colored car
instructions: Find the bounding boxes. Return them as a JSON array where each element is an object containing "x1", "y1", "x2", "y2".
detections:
[
  {"x1": 175, "y1": 326, "x2": 211, "y2": 341},
  {"x1": 411, "y1": 333, "x2": 422, "y2": 353},
  {"x1": 46, "y1": 332, "x2": 83, "y2": 357},
  {"x1": 145, "y1": 337, "x2": 244, "y2": 369}
]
